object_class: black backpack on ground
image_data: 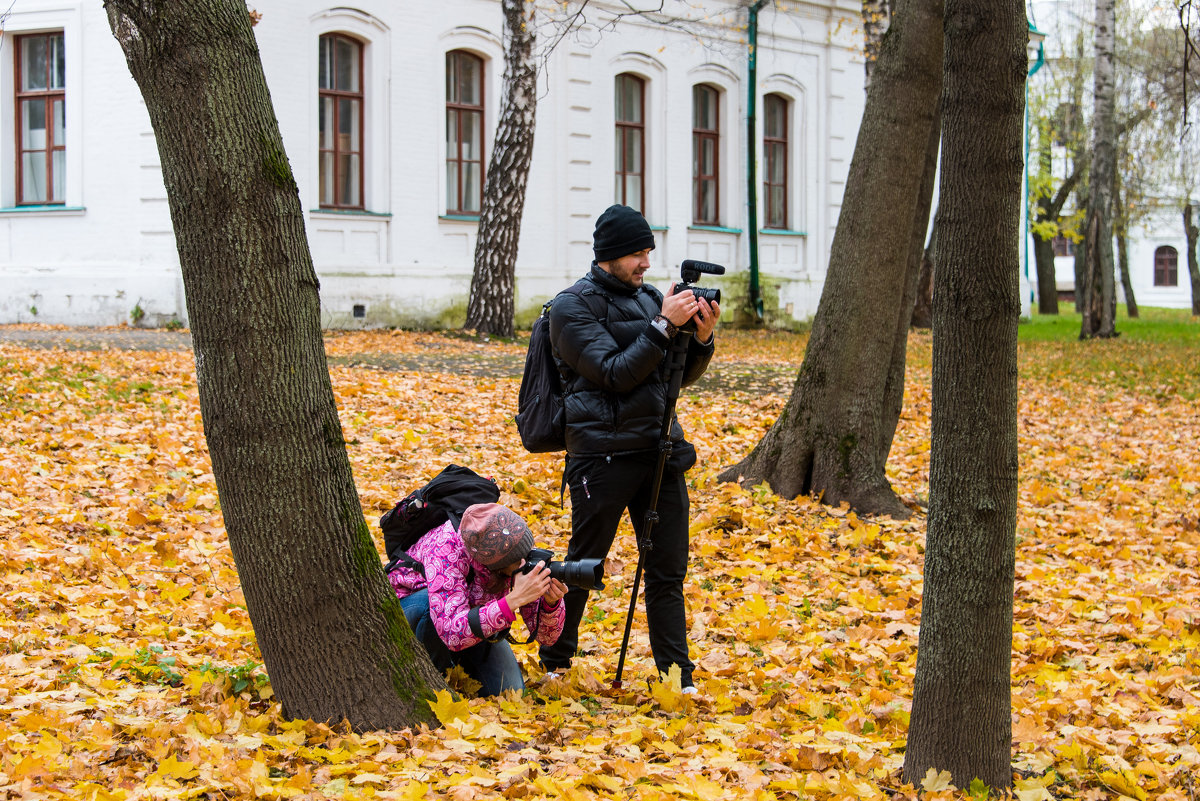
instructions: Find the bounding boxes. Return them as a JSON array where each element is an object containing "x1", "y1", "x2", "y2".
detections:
[
  {"x1": 516, "y1": 283, "x2": 608, "y2": 453},
  {"x1": 380, "y1": 464, "x2": 499, "y2": 574}
]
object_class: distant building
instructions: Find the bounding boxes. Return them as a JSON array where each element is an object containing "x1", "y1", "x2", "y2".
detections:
[{"x1": 0, "y1": 0, "x2": 867, "y2": 328}]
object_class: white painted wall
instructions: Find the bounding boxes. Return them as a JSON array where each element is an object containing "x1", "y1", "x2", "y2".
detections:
[{"x1": 0, "y1": 0, "x2": 866, "y2": 328}]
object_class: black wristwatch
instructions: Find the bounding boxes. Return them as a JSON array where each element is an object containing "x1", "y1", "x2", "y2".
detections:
[{"x1": 652, "y1": 314, "x2": 678, "y2": 338}]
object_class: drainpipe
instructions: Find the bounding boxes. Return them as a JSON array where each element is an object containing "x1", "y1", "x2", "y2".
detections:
[
  {"x1": 746, "y1": 0, "x2": 769, "y2": 321},
  {"x1": 1024, "y1": 20, "x2": 1046, "y2": 313}
]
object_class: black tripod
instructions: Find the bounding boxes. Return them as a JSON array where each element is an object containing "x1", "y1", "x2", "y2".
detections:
[{"x1": 612, "y1": 331, "x2": 692, "y2": 689}]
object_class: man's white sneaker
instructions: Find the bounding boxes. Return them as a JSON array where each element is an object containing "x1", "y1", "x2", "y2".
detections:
[{"x1": 681, "y1": 685, "x2": 699, "y2": 696}]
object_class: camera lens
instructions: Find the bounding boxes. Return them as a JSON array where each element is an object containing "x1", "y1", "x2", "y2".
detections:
[{"x1": 548, "y1": 558, "x2": 605, "y2": 591}]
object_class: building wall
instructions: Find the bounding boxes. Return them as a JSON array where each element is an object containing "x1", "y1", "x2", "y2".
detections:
[{"x1": 0, "y1": 0, "x2": 866, "y2": 328}]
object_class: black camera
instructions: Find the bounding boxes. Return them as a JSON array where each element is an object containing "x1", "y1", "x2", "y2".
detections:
[
  {"x1": 673, "y1": 259, "x2": 725, "y2": 305},
  {"x1": 519, "y1": 547, "x2": 605, "y2": 591}
]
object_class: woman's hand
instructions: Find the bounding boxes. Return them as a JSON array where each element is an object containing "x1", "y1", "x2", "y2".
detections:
[
  {"x1": 542, "y1": 578, "x2": 568, "y2": 605},
  {"x1": 506, "y1": 561, "x2": 552, "y2": 609}
]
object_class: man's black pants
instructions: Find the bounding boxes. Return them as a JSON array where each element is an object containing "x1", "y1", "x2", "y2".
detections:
[{"x1": 538, "y1": 451, "x2": 694, "y2": 685}]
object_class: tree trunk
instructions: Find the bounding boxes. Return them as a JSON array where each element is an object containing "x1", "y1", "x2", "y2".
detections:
[
  {"x1": 465, "y1": 0, "x2": 538, "y2": 338},
  {"x1": 1114, "y1": 170, "x2": 1138, "y2": 318},
  {"x1": 911, "y1": 214, "x2": 937, "y2": 329},
  {"x1": 1033, "y1": 233, "x2": 1060, "y2": 314},
  {"x1": 901, "y1": 0, "x2": 1023, "y2": 791},
  {"x1": 1081, "y1": 0, "x2": 1118, "y2": 339},
  {"x1": 1117, "y1": 230, "x2": 1139, "y2": 318},
  {"x1": 718, "y1": 0, "x2": 944, "y2": 518},
  {"x1": 103, "y1": 0, "x2": 445, "y2": 731},
  {"x1": 1030, "y1": 163, "x2": 1081, "y2": 316},
  {"x1": 1186, "y1": 203, "x2": 1200, "y2": 315}
]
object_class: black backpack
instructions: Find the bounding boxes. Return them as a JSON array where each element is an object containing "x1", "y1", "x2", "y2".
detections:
[
  {"x1": 380, "y1": 464, "x2": 500, "y2": 573},
  {"x1": 516, "y1": 284, "x2": 608, "y2": 453}
]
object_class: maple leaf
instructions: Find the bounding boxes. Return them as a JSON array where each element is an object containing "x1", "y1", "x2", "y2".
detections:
[
  {"x1": 921, "y1": 767, "x2": 955, "y2": 792},
  {"x1": 153, "y1": 753, "x2": 199, "y2": 780},
  {"x1": 429, "y1": 689, "x2": 472, "y2": 726}
]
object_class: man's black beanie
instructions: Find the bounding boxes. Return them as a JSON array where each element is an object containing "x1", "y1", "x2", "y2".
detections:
[{"x1": 593, "y1": 204, "x2": 656, "y2": 262}]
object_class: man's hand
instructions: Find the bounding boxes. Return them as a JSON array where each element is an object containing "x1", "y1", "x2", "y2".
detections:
[
  {"x1": 661, "y1": 283, "x2": 699, "y2": 327},
  {"x1": 692, "y1": 297, "x2": 721, "y2": 343}
]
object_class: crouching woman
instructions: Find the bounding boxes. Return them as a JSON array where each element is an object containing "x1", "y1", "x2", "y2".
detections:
[{"x1": 387, "y1": 503, "x2": 566, "y2": 696}]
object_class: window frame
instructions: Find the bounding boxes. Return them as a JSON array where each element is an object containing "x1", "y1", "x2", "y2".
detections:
[
  {"x1": 1154, "y1": 245, "x2": 1179, "y2": 287},
  {"x1": 763, "y1": 93, "x2": 788, "y2": 230},
  {"x1": 15, "y1": 31, "x2": 66, "y2": 206},
  {"x1": 692, "y1": 83, "x2": 720, "y2": 226},
  {"x1": 318, "y1": 32, "x2": 366, "y2": 211},
  {"x1": 614, "y1": 73, "x2": 646, "y2": 214},
  {"x1": 445, "y1": 49, "x2": 486, "y2": 216}
]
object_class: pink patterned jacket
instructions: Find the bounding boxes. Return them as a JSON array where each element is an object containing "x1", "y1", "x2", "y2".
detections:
[{"x1": 387, "y1": 519, "x2": 565, "y2": 652}]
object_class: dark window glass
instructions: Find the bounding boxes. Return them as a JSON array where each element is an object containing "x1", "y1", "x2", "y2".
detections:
[
  {"x1": 614, "y1": 74, "x2": 646, "y2": 213},
  {"x1": 16, "y1": 32, "x2": 66, "y2": 205},
  {"x1": 318, "y1": 34, "x2": 364, "y2": 209},
  {"x1": 692, "y1": 84, "x2": 720, "y2": 225},
  {"x1": 1154, "y1": 246, "x2": 1178, "y2": 287},
  {"x1": 446, "y1": 50, "x2": 485, "y2": 214},
  {"x1": 763, "y1": 93, "x2": 788, "y2": 229}
]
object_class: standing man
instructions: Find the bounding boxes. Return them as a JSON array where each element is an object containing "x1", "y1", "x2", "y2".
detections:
[{"x1": 539, "y1": 204, "x2": 720, "y2": 691}]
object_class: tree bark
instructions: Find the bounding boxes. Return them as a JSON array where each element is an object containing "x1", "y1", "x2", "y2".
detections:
[
  {"x1": 911, "y1": 214, "x2": 937, "y2": 329},
  {"x1": 465, "y1": 0, "x2": 538, "y2": 338},
  {"x1": 718, "y1": 0, "x2": 943, "y2": 518},
  {"x1": 1186, "y1": 203, "x2": 1200, "y2": 315},
  {"x1": 1081, "y1": 0, "x2": 1119, "y2": 338},
  {"x1": 103, "y1": 0, "x2": 445, "y2": 730},
  {"x1": 902, "y1": 0, "x2": 1023, "y2": 791},
  {"x1": 1031, "y1": 162, "x2": 1081, "y2": 315}
]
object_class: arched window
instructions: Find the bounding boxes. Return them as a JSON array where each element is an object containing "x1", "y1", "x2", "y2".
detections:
[
  {"x1": 318, "y1": 33, "x2": 364, "y2": 209},
  {"x1": 692, "y1": 84, "x2": 720, "y2": 225},
  {"x1": 614, "y1": 73, "x2": 646, "y2": 213},
  {"x1": 1154, "y1": 246, "x2": 1178, "y2": 287},
  {"x1": 763, "y1": 93, "x2": 788, "y2": 229},
  {"x1": 446, "y1": 50, "x2": 485, "y2": 215},
  {"x1": 16, "y1": 32, "x2": 66, "y2": 205}
]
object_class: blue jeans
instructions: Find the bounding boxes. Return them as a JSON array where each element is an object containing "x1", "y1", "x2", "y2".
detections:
[{"x1": 400, "y1": 589, "x2": 525, "y2": 696}]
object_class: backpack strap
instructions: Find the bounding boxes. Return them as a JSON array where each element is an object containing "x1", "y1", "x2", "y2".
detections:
[{"x1": 384, "y1": 550, "x2": 425, "y2": 577}]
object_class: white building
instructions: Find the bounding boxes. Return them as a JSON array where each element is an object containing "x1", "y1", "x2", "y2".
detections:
[{"x1": 0, "y1": 0, "x2": 868, "y2": 328}]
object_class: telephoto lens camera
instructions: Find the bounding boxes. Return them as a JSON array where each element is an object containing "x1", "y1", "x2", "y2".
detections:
[
  {"x1": 519, "y1": 547, "x2": 605, "y2": 591},
  {"x1": 673, "y1": 259, "x2": 725, "y2": 305}
]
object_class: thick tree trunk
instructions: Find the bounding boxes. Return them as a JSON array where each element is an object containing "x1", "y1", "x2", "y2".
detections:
[
  {"x1": 465, "y1": 0, "x2": 538, "y2": 338},
  {"x1": 901, "y1": 0, "x2": 1023, "y2": 791},
  {"x1": 1186, "y1": 204, "x2": 1200, "y2": 316},
  {"x1": 1081, "y1": 0, "x2": 1118, "y2": 339},
  {"x1": 719, "y1": 0, "x2": 944, "y2": 518},
  {"x1": 104, "y1": 0, "x2": 444, "y2": 730}
]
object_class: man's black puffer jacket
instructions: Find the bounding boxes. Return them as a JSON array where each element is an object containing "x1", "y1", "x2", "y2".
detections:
[{"x1": 548, "y1": 263, "x2": 714, "y2": 457}]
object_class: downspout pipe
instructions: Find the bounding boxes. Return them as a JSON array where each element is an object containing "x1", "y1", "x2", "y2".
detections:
[
  {"x1": 1024, "y1": 20, "x2": 1046, "y2": 310},
  {"x1": 746, "y1": 0, "x2": 769, "y2": 321}
]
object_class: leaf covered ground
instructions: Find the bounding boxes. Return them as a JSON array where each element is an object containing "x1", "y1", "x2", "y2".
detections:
[{"x1": 1, "y1": 325, "x2": 1199, "y2": 800}]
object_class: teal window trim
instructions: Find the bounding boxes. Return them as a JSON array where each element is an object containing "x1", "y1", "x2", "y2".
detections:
[
  {"x1": 309, "y1": 208, "x2": 392, "y2": 218},
  {"x1": 689, "y1": 224, "x2": 742, "y2": 235},
  {"x1": 761, "y1": 228, "x2": 807, "y2": 237},
  {"x1": 439, "y1": 213, "x2": 480, "y2": 222},
  {"x1": 649, "y1": 224, "x2": 668, "y2": 232},
  {"x1": 0, "y1": 205, "x2": 85, "y2": 215}
]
